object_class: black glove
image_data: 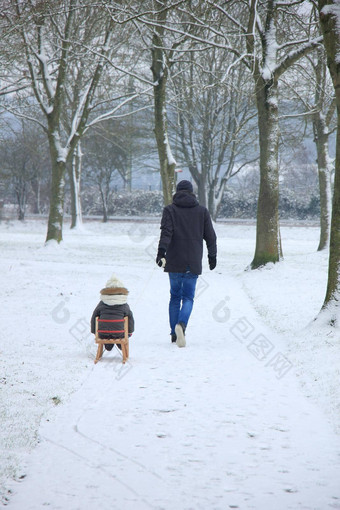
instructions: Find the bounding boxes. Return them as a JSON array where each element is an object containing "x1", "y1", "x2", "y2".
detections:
[
  {"x1": 208, "y1": 255, "x2": 216, "y2": 270},
  {"x1": 156, "y1": 248, "x2": 166, "y2": 268}
]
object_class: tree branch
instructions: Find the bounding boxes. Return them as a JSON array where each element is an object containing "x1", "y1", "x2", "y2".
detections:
[{"x1": 275, "y1": 36, "x2": 323, "y2": 78}]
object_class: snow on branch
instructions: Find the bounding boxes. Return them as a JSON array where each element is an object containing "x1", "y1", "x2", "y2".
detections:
[
  {"x1": 36, "y1": 31, "x2": 55, "y2": 102},
  {"x1": 206, "y1": 0, "x2": 247, "y2": 34},
  {"x1": 105, "y1": 0, "x2": 186, "y2": 26},
  {"x1": 136, "y1": 19, "x2": 241, "y2": 55},
  {"x1": 277, "y1": 36, "x2": 322, "y2": 52},
  {"x1": 0, "y1": 81, "x2": 28, "y2": 96},
  {"x1": 165, "y1": 134, "x2": 176, "y2": 167},
  {"x1": 65, "y1": 82, "x2": 92, "y2": 148},
  {"x1": 1, "y1": 104, "x2": 47, "y2": 131},
  {"x1": 221, "y1": 54, "x2": 252, "y2": 82},
  {"x1": 66, "y1": 38, "x2": 156, "y2": 87},
  {"x1": 85, "y1": 86, "x2": 154, "y2": 130},
  {"x1": 275, "y1": 36, "x2": 323, "y2": 78},
  {"x1": 276, "y1": 0, "x2": 307, "y2": 6},
  {"x1": 20, "y1": 28, "x2": 52, "y2": 116},
  {"x1": 279, "y1": 109, "x2": 319, "y2": 119}
]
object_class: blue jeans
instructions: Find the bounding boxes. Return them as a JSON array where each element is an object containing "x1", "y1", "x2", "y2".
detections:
[{"x1": 168, "y1": 272, "x2": 198, "y2": 334}]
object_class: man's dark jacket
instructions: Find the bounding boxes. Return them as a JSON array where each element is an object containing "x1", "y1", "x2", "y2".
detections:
[{"x1": 158, "y1": 190, "x2": 217, "y2": 275}]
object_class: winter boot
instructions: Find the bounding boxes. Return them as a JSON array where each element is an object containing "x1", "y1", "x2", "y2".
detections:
[
  {"x1": 171, "y1": 333, "x2": 177, "y2": 343},
  {"x1": 105, "y1": 344, "x2": 114, "y2": 351},
  {"x1": 175, "y1": 322, "x2": 186, "y2": 348}
]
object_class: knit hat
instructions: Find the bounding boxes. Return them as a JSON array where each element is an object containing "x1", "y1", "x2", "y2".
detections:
[
  {"x1": 176, "y1": 180, "x2": 193, "y2": 193},
  {"x1": 100, "y1": 273, "x2": 128, "y2": 296},
  {"x1": 104, "y1": 274, "x2": 125, "y2": 289}
]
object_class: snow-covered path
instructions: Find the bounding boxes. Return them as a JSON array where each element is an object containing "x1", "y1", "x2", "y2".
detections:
[
  {"x1": 7, "y1": 260, "x2": 340, "y2": 508},
  {"x1": 2, "y1": 219, "x2": 340, "y2": 509}
]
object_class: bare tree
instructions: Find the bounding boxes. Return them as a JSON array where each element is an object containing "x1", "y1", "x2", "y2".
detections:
[
  {"x1": 68, "y1": 143, "x2": 83, "y2": 229},
  {"x1": 82, "y1": 125, "x2": 127, "y2": 222},
  {"x1": 105, "y1": 1, "x2": 194, "y2": 205},
  {"x1": 149, "y1": 1, "x2": 178, "y2": 205},
  {"x1": 0, "y1": 121, "x2": 48, "y2": 220},
  {"x1": 2, "y1": 0, "x2": 117, "y2": 241},
  {"x1": 239, "y1": 0, "x2": 322, "y2": 268},
  {"x1": 0, "y1": 139, "x2": 29, "y2": 220},
  {"x1": 2, "y1": 0, "x2": 147, "y2": 242},
  {"x1": 171, "y1": 43, "x2": 258, "y2": 220},
  {"x1": 312, "y1": 48, "x2": 336, "y2": 251},
  {"x1": 280, "y1": 35, "x2": 336, "y2": 251}
]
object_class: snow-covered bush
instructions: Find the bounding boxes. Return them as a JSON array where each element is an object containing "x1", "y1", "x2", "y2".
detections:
[
  {"x1": 80, "y1": 187, "x2": 320, "y2": 220},
  {"x1": 279, "y1": 190, "x2": 320, "y2": 220},
  {"x1": 218, "y1": 189, "x2": 258, "y2": 218},
  {"x1": 81, "y1": 190, "x2": 164, "y2": 217},
  {"x1": 108, "y1": 191, "x2": 164, "y2": 216}
]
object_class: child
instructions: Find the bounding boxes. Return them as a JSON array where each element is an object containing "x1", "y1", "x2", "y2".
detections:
[{"x1": 91, "y1": 274, "x2": 134, "y2": 351}]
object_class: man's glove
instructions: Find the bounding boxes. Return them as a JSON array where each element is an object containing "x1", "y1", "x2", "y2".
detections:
[
  {"x1": 156, "y1": 248, "x2": 166, "y2": 268},
  {"x1": 208, "y1": 255, "x2": 216, "y2": 270}
]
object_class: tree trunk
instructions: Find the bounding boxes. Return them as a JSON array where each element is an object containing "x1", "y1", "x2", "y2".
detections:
[
  {"x1": 46, "y1": 135, "x2": 66, "y2": 243},
  {"x1": 196, "y1": 179, "x2": 208, "y2": 208},
  {"x1": 318, "y1": 0, "x2": 340, "y2": 321},
  {"x1": 325, "y1": 126, "x2": 340, "y2": 309},
  {"x1": 126, "y1": 76, "x2": 134, "y2": 193},
  {"x1": 69, "y1": 143, "x2": 83, "y2": 229},
  {"x1": 314, "y1": 116, "x2": 332, "y2": 251},
  {"x1": 15, "y1": 177, "x2": 26, "y2": 221},
  {"x1": 102, "y1": 203, "x2": 108, "y2": 223},
  {"x1": 31, "y1": 177, "x2": 41, "y2": 215},
  {"x1": 208, "y1": 189, "x2": 217, "y2": 222},
  {"x1": 151, "y1": 33, "x2": 176, "y2": 206},
  {"x1": 126, "y1": 149, "x2": 132, "y2": 193},
  {"x1": 99, "y1": 184, "x2": 108, "y2": 223},
  {"x1": 208, "y1": 181, "x2": 227, "y2": 222},
  {"x1": 251, "y1": 77, "x2": 282, "y2": 269}
]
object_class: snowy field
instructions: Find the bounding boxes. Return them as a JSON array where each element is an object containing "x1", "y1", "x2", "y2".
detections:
[{"x1": 1, "y1": 217, "x2": 340, "y2": 509}]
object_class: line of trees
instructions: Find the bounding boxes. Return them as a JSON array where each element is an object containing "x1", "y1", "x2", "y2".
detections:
[{"x1": 0, "y1": 0, "x2": 339, "y2": 325}]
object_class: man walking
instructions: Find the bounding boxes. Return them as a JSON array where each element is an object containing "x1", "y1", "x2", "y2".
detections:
[{"x1": 156, "y1": 180, "x2": 217, "y2": 347}]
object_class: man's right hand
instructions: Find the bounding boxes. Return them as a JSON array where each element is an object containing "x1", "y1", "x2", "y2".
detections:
[{"x1": 156, "y1": 248, "x2": 166, "y2": 268}]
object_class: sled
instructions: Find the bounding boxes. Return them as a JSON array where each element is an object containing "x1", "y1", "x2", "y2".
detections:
[{"x1": 94, "y1": 316, "x2": 129, "y2": 364}]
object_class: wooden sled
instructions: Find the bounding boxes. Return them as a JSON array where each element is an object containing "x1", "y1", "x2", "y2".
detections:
[{"x1": 94, "y1": 316, "x2": 129, "y2": 364}]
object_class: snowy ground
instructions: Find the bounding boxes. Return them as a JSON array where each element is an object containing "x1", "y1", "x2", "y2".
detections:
[{"x1": 1, "y1": 218, "x2": 340, "y2": 509}]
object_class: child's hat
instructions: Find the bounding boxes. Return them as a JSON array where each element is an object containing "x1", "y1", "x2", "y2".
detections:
[
  {"x1": 105, "y1": 274, "x2": 125, "y2": 288},
  {"x1": 100, "y1": 273, "x2": 128, "y2": 296}
]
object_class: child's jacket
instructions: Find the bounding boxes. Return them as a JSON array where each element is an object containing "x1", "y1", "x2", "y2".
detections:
[{"x1": 91, "y1": 285, "x2": 134, "y2": 338}]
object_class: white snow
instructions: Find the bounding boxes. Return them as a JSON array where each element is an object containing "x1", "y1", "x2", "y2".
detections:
[
  {"x1": 165, "y1": 136, "x2": 176, "y2": 167},
  {"x1": 36, "y1": 44, "x2": 54, "y2": 101},
  {"x1": 261, "y1": 22, "x2": 278, "y2": 81},
  {"x1": 1, "y1": 218, "x2": 340, "y2": 509}
]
